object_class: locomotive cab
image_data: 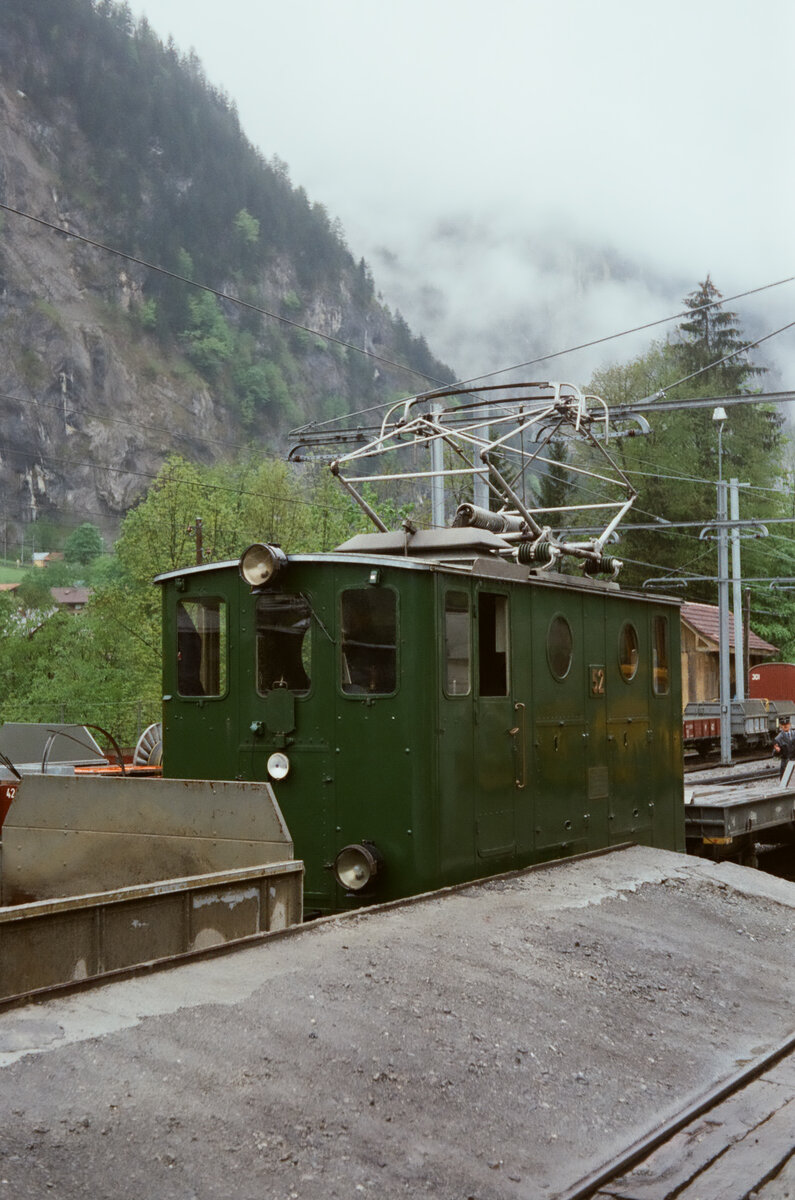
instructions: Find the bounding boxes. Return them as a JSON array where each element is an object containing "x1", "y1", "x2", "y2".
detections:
[{"x1": 156, "y1": 530, "x2": 685, "y2": 916}]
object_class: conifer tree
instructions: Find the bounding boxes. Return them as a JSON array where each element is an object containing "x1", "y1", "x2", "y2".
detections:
[
  {"x1": 676, "y1": 275, "x2": 765, "y2": 395},
  {"x1": 589, "y1": 282, "x2": 786, "y2": 598}
]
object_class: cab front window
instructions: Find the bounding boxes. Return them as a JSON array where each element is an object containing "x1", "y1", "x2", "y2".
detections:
[
  {"x1": 256, "y1": 593, "x2": 312, "y2": 695},
  {"x1": 340, "y1": 588, "x2": 397, "y2": 695}
]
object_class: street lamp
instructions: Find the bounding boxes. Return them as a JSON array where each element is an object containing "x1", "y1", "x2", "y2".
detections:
[
  {"x1": 713, "y1": 406, "x2": 727, "y2": 483},
  {"x1": 713, "y1": 407, "x2": 731, "y2": 764}
]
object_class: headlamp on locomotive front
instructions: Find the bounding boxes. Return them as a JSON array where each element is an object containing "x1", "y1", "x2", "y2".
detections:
[
  {"x1": 333, "y1": 842, "x2": 383, "y2": 893},
  {"x1": 266, "y1": 751, "x2": 290, "y2": 781},
  {"x1": 239, "y1": 543, "x2": 286, "y2": 588}
]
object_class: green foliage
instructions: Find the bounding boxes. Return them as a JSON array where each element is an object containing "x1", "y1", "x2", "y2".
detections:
[
  {"x1": 29, "y1": 517, "x2": 66, "y2": 552},
  {"x1": 281, "y1": 290, "x2": 302, "y2": 314},
  {"x1": 38, "y1": 559, "x2": 82, "y2": 587},
  {"x1": 181, "y1": 292, "x2": 234, "y2": 377},
  {"x1": 232, "y1": 360, "x2": 294, "y2": 425},
  {"x1": 84, "y1": 554, "x2": 123, "y2": 586},
  {"x1": 64, "y1": 522, "x2": 105, "y2": 565},
  {"x1": 750, "y1": 590, "x2": 795, "y2": 663},
  {"x1": 676, "y1": 276, "x2": 766, "y2": 395},
  {"x1": 15, "y1": 570, "x2": 54, "y2": 610},
  {"x1": 138, "y1": 297, "x2": 158, "y2": 330},
  {"x1": 0, "y1": 604, "x2": 160, "y2": 740},
  {"x1": 116, "y1": 456, "x2": 208, "y2": 582},
  {"x1": 0, "y1": 451, "x2": 386, "y2": 740},
  {"x1": 233, "y1": 208, "x2": 260, "y2": 246},
  {"x1": 589, "y1": 283, "x2": 789, "y2": 632},
  {"x1": 536, "y1": 437, "x2": 572, "y2": 513}
]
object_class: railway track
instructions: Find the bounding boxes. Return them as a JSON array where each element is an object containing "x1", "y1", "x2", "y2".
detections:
[
  {"x1": 561, "y1": 1034, "x2": 795, "y2": 1200},
  {"x1": 684, "y1": 749, "x2": 778, "y2": 775}
]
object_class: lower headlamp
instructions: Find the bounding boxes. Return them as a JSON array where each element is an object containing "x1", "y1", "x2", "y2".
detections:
[
  {"x1": 333, "y1": 842, "x2": 382, "y2": 892},
  {"x1": 266, "y1": 752, "x2": 290, "y2": 781}
]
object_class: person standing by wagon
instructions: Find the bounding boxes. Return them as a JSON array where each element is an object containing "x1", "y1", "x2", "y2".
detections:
[{"x1": 772, "y1": 716, "x2": 795, "y2": 780}]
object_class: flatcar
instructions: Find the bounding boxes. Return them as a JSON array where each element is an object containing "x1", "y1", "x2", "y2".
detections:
[
  {"x1": 683, "y1": 663, "x2": 795, "y2": 757},
  {"x1": 683, "y1": 698, "x2": 795, "y2": 757},
  {"x1": 156, "y1": 530, "x2": 685, "y2": 915}
]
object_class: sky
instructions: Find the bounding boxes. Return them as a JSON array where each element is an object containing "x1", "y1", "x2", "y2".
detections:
[{"x1": 128, "y1": 0, "x2": 795, "y2": 391}]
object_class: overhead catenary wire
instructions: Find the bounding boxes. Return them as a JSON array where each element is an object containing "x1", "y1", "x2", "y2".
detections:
[
  {"x1": 0, "y1": 390, "x2": 263, "y2": 457},
  {"x1": 0, "y1": 443, "x2": 359, "y2": 519},
  {"x1": 436, "y1": 276, "x2": 795, "y2": 391},
  {"x1": 3, "y1": 424, "x2": 726, "y2": 572},
  {"x1": 642, "y1": 319, "x2": 795, "y2": 401},
  {"x1": 2, "y1": 196, "x2": 792, "y2": 541},
  {"x1": 2, "y1": 383, "x2": 782, "y2": 558},
  {"x1": 2, "y1": 202, "x2": 794, "y2": 589},
  {"x1": 0, "y1": 201, "x2": 449, "y2": 390},
  {"x1": 3, "y1": 198, "x2": 794, "y2": 414}
]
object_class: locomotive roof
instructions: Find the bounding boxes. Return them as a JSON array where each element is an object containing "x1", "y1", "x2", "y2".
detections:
[
  {"x1": 335, "y1": 527, "x2": 510, "y2": 558},
  {"x1": 153, "y1": 548, "x2": 681, "y2": 605}
]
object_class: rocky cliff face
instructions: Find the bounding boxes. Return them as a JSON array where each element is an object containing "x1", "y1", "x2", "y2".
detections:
[
  {"x1": 0, "y1": 79, "x2": 234, "y2": 536},
  {"x1": 0, "y1": 50, "x2": 449, "y2": 547}
]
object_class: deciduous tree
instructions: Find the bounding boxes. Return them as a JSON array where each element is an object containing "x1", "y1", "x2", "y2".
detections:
[{"x1": 64, "y1": 522, "x2": 104, "y2": 565}]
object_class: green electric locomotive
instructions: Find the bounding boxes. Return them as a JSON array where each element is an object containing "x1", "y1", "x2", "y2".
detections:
[
  {"x1": 156, "y1": 533, "x2": 683, "y2": 915},
  {"x1": 156, "y1": 383, "x2": 685, "y2": 915}
]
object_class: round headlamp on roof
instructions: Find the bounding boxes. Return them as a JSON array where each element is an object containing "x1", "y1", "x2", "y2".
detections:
[{"x1": 239, "y1": 543, "x2": 287, "y2": 587}]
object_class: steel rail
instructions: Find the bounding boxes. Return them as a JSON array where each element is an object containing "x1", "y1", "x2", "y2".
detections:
[{"x1": 556, "y1": 1031, "x2": 795, "y2": 1200}]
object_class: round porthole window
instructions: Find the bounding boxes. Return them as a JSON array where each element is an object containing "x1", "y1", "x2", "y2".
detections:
[
  {"x1": 618, "y1": 622, "x2": 639, "y2": 682},
  {"x1": 547, "y1": 615, "x2": 573, "y2": 680}
]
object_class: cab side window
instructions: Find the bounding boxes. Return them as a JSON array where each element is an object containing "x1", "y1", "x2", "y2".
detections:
[
  {"x1": 547, "y1": 614, "x2": 573, "y2": 681},
  {"x1": 652, "y1": 615, "x2": 670, "y2": 695},
  {"x1": 444, "y1": 590, "x2": 471, "y2": 696},
  {"x1": 177, "y1": 598, "x2": 227, "y2": 697},
  {"x1": 478, "y1": 592, "x2": 509, "y2": 696},
  {"x1": 256, "y1": 593, "x2": 312, "y2": 695},
  {"x1": 618, "y1": 621, "x2": 639, "y2": 683}
]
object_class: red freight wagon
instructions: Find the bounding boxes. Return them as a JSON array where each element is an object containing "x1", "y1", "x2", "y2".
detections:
[
  {"x1": 0, "y1": 780, "x2": 18, "y2": 828},
  {"x1": 748, "y1": 662, "x2": 795, "y2": 703}
]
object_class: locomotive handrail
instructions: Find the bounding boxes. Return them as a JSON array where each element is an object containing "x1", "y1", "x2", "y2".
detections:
[{"x1": 512, "y1": 701, "x2": 527, "y2": 790}]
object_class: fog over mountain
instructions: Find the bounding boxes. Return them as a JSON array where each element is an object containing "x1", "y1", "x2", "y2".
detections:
[{"x1": 130, "y1": 0, "x2": 795, "y2": 393}]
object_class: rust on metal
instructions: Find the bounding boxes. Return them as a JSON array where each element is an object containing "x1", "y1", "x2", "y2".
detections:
[
  {"x1": 0, "y1": 860, "x2": 303, "y2": 1005},
  {"x1": 1, "y1": 775, "x2": 295, "y2": 904}
]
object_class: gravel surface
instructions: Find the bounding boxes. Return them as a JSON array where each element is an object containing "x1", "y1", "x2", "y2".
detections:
[{"x1": 0, "y1": 846, "x2": 792, "y2": 1199}]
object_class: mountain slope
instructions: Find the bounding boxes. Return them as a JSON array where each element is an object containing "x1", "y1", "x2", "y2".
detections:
[{"x1": 0, "y1": 0, "x2": 453, "y2": 542}]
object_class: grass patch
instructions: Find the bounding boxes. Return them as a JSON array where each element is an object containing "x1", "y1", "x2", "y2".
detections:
[{"x1": 0, "y1": 564, "x2": 26, "y2": 583}]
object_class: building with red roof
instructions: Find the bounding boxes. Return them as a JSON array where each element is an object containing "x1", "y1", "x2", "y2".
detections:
[{"x1": 680, "y1": 601, "x2": 778, "y2": 707}]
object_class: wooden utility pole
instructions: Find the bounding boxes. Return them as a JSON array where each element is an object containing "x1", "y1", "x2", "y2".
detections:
[
  {"x1": 194, "y1": 516, "x2": 203, "y2": 565},
  {"x1": 186, "y1": 517, "x2": 204, "y2": 565}
]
